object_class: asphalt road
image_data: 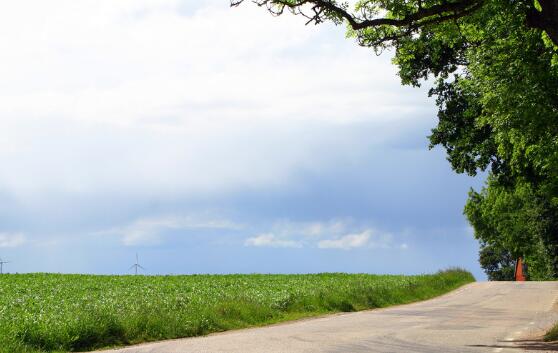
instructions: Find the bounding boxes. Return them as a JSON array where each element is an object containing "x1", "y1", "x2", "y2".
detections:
[{"x1": 104, "y1": 282, "x2": 558, "y2": 353}]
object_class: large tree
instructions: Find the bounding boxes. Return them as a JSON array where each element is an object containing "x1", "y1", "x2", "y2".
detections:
[{"x1": 233, "y1": 0, "x2": 558, "y2": 279}]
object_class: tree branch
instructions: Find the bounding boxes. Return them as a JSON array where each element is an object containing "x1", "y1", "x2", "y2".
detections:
[
  {"x1": 231, "y1": 0, "x2": 485, "y2": 44},
  {"x1": 233, "y1": 0, "x2": 558, "y2": 46}
]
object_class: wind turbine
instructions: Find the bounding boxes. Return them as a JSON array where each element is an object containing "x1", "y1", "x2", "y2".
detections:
[
  {"x1": 0, "y1": 258, "x2": 9, "y2": 274},
  {"x1": 129, "y1": 253, "x2": 145, "y2": 275}
]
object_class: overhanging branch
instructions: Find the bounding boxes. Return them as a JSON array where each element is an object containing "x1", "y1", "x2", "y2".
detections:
[
  {"x1": 232, "y1": 0, "x2": 558, "y2": 46},
  {"x1": 231, "y1": 0, "x2": 486, "y2": 45}
]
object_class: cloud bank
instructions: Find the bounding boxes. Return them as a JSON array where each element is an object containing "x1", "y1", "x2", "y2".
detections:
[{"x1": 0, "y1": 0, "x2": 484, "y2": 278}]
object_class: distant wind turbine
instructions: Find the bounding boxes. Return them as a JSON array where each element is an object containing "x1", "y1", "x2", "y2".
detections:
[
  {"x1": 129, "y1": 253, "x2": 145, "y2": 275},
  {"x1": 0, "y1": 258, "x2": 9, "y2": 274}
]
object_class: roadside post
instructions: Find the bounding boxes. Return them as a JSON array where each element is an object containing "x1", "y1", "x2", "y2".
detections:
[{"x1": 514, "y1": 257, "x2": 526, "y2": 281}]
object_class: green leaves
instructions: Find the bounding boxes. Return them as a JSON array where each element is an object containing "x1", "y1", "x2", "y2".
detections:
[
  {"x1": 464, "y1": 180, "x2": 558, "y2": 279},
  {"x1": 391, "y1": 0, "x2": 558, "y2": 280},
  {"x1": 235, "y1": 0, "x2": 558, "y2": 279}
]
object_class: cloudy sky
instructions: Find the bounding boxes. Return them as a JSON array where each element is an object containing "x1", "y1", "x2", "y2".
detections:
[{"x1": 0, "y1": 0, "x2": 486, "y2": 279}]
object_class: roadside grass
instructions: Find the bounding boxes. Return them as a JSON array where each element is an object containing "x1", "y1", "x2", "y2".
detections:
[
  {"x1": 545, "y1": 322, "x2": 558, "y2": 342},
  {"x1": 0, "y1": 269, "x2": 474, "y2": 353}
]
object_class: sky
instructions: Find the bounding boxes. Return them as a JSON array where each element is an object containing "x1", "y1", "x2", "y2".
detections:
[{"x1": 0, "y1": 0, "x2": 486, "y2": 279}]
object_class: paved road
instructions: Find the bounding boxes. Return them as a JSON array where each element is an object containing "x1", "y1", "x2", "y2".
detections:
[{"x1": 105, "y1": 282, "x2": 558, "y2": 353}]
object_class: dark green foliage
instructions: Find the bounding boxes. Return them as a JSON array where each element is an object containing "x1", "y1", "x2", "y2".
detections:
[
  {"x1": 478, "y1": 242, "x2": 515, "y2": 281},
  {"x1": 0, "y1": 270, "x2": 474, "y2": 353},
  {"x1": 389, "y1": 2, "x2": 558, "y2": 281},
  {"x1": 395, "y1": 32, "x2": 467, "y2": 87},
  {"x1": 465, "y1": 181, "x2": 558, "y2": 280},
  {"x1": 428, "y1": 78, "x2": 498, "y2": 176}
]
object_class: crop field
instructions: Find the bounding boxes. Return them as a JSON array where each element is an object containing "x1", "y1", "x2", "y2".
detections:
[{"x1": 0, "y1": 269, "x2": 474, "y2": 352}]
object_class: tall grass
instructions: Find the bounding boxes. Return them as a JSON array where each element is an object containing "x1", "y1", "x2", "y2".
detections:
[
  {"x1": 0, "y1": 269, "x2": 474, "y2": 352},
  {"x1": 545, "y1": 322, "x2": 558, "y2": 342}
]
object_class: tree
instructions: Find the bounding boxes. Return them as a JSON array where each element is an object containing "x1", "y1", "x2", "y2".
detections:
[
  {"x1": 478, "y1": 241, "x2": 516, "y2": 281},
  {"x1": 231, "y1": 0, "x2": 558, "y2": 46},
  {"x1": 465, "y1": 180, "x2": 558, "y2": 279},
  {"x1": 233, "y1": 0, "x2": 558, "y2": 279}
]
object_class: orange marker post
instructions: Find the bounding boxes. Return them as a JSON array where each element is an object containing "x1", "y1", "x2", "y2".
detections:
[{"x1": 514, "y1": 257, "x2": 526, "y2": 281}]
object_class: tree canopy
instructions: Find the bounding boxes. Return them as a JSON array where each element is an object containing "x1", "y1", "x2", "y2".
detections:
[{"x1": 233, "y1": 0, "x2": 558, "y2": 279}]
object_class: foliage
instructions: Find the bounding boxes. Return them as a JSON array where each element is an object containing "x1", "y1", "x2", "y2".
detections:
[
  {"x1": 465, "y1": 181, "x2": 558, "y2": 279},
  {"x1": 398, "y1": 2, "x2": 558, "y2": 279},
  {"x1": 478, "y1": 241, "x2": 515, "y2": 281},
  {"x1": 545, "y1": 322, "x2": 558, "y2": 342},
  {"x1": 233, "y1": 0, "x2": 558, "y2": 280},
  {"x1": 0, "y1": 270, "x2": 474, "y2": 352}
]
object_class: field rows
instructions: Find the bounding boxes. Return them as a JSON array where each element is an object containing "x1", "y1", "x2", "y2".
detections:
[{"x1": 0, "y1": 269, "x2": 474, "y2": 352}]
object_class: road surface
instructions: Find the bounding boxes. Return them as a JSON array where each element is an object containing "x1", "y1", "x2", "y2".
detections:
[{"x1": 104, "y1": 282, "x2": 558, "y2": 353}]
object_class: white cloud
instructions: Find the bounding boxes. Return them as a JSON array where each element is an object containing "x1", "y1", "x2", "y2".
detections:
[
  {"x1": 97, "y1": 214, "x2": 242, "y2": 246},
  {"x1": 316, "y1": 227, "x2": 395, "y2": 250},
  {"x1": 244, "y1": 233, "x2": 303, "y2": 248},
  {"x1": 0, "y1": 233, "x2": 26, "y2": 248},
  {"x1": 243, "y1": 220, "x2": 404, "y2": 250},
  {"x1": 268, "y1": 219, "x2": 349, "y2": 238},
  {"x1": 0, "y1": 0, "x2": 414, "y2": 127},
  {"x1": 0, "y1": 0, "x2": 431, "y2": 200},
  {"x1": 318, "y1": 230, "x2": 371, "y2": 250}
]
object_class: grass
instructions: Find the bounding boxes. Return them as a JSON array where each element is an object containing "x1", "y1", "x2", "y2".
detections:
[
  {"x1": 545, "y1": 322, "x2": 558, "y2": 342},
  {"x1": 0, "y1": 269, "x2": 474, "y2": 352}
]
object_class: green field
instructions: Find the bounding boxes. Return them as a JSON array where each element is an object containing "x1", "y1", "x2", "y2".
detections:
[{"x1": 0, "y1": 269, "x2": 474, "y2": 352}]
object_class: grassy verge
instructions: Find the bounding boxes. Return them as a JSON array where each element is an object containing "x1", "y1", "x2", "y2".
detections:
[
  {"x1": 0, "y1": 269, "x2": 474, "y2": 352},
  {"x1": 545, "y1": 323, "x2": 558, "y2": 342}
]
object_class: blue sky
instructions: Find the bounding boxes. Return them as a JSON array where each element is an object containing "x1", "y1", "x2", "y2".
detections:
[{"x1": 0, "y1": 0, "x2": 486, "y2": 279}]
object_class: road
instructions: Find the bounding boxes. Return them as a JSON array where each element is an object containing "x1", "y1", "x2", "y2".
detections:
[{"x1": 104, "y1": 282, "x2": 558, "y2": 353}]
